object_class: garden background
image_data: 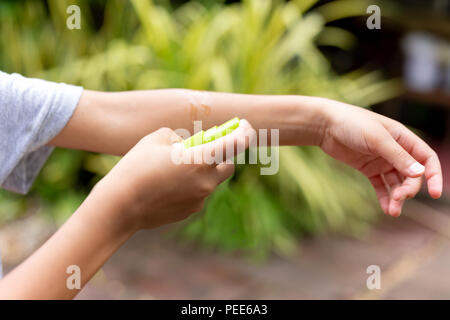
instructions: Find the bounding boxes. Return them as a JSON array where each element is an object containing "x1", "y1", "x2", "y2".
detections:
[{"x1": 1, "y1": 0, "x2": 450, "y2": 299}]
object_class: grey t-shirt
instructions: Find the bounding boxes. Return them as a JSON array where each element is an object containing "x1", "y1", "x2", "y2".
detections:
[{"x1": 0, "y1": 71, "x2": 83, "y2": 277}]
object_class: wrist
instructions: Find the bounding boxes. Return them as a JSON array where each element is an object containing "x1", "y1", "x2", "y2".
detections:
[
  {"x1": 292, "y1": 96, "x2": 332, "y2": 147},
  {"x1": 86, "y1": 175, "x2": 141, "y2": 238}
]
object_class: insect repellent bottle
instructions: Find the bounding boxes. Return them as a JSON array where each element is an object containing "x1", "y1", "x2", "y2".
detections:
[{"x1": 183, "y1": 117, "x2": 240, "y2": 148}]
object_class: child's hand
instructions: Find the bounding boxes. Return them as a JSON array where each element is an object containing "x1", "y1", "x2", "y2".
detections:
[
  {"x1": 95, "y1": 119, "x2": 254, "y2": 231},
  {"x1": 319, "y1": 100, "x2": 443, "y2": 217}
]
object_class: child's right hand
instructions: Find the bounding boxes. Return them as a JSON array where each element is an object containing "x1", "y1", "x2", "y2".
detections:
[{"x1": 93, "y1": 119, "x2": 254, "y2": 232}]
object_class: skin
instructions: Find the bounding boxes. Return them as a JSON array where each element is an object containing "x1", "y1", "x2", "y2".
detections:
[{"x1": 0, "y1": 89, "x2": 442, "y2": 299}]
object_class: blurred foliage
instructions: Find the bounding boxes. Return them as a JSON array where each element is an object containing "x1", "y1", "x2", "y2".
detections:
[{"x1": 0, "y1": 0, "x2": 401, "y2": 258}]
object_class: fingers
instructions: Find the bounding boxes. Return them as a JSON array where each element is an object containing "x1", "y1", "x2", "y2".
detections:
[
  {"x1": 191, "y1": 119, "x2": 256, "y2": 164},
  {"x1": 370, "y1": 170, "x2": 423, "y2": 217},
  {"x1": 214, "y1": 163, "x2": 235, "y2": 184},
  {"x1": 383, "y1": 170, "x2": 404, "y2": 217},
  {"x1": 392, "y1": 176, "x2": 422, "y2": 201},
  {"x1": 421, "y1": 151, "x2": 442, "y2": 199},
  {"x1": 370, "y1": 128, "x2": 425, "y2": 179},
  {"x1": 169, "y1": 120, "x2": 253, "y2": 186},
  {"x1": 369, "y1": 176, "x2": 390, "y2": 215},
  {"x1": 386, "y1": 124, "x2": 443, "y2": 199}
]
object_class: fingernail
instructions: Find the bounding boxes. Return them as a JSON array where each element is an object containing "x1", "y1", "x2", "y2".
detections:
[{"x1": 407, "y1": 162, "x2": 424, "y2": 176}]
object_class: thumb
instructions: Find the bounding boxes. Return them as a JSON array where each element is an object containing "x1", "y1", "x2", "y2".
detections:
[
  {"x1": 148, "y1": 127, "x2": 183, "y2": 145},
  {"x1": 372, "y1": 131, "x2": 425, "y2": 178},
  {"x1": 214, "y1": 162, "x2": 235, "y2": 184}
]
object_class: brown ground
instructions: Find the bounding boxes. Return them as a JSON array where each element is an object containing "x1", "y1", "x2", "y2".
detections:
[{"x1": 2, "y1": 198, "x2": 450, "y2": 299}]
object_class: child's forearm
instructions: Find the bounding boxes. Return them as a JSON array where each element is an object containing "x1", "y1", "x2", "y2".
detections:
[
  {"x1": 0, "y1": 181, "x2": 133, "y2": 299},
  {"x1": 49, "y1": 89, "x2": 329, "y2": 155}
]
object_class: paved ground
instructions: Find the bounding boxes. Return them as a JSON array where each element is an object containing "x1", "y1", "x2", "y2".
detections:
[
  {"x1": 3, "y1": 198, "x2": 450, "y2": 299},
  {"x1": 74, "y1": 199, "x2": 450, "y2": 299}
]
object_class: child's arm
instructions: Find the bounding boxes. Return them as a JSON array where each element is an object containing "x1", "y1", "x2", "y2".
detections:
[
  {"x1": 0, "y1": 121, "x2": 254, "y2": 299},
  {"x1": 49, "y1": 89, "x2": 329, "y2": 154},
  {"x1": 0, "y1": 182, "x2": 133, "y2": 299},
  {"x1": 50, "y1": 89, "x2": 442, "y2": 216}
]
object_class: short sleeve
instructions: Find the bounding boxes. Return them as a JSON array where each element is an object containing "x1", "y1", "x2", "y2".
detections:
[{"x1": 0, "y1": 71, "x2": 83, "y2": 194}]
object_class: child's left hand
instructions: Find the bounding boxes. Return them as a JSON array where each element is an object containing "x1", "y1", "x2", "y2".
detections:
[{"x1": 319, "y1": 100, "x2": 443, "y2": 217}]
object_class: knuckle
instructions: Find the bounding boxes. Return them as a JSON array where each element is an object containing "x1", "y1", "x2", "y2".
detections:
[
  {"x1": 226, "y1": 164, "x2": 236, "y2": 176},
  {"x1": 189, "y1": 163, "x2": 207, "y2": 176},
  {"x1": 220, "y1": 165, "x2": 235, "y2": 179},
  {"x1": 138, "y1": 133, "x2": 154, "y2": 145},
  {"x1": 396, "y1": 147, "x2": 409, "y2": 160},
  {"x1": 198, "y1": 181, "x2": 215, "y2": 198},
  {"x1": 367, "y1": 132, "x2": 382, "y2": 148},
  {"x1": 157, "y1": 127, "x2": 173, "y2": 136}
]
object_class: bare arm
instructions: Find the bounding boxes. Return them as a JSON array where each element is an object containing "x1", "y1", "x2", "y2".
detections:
[
  {"x1": 1, "y1": 88, "x2": 442, "y2": 299},
  {"x1": 50, "y1": 89, "x2": 443, "y2": 216},
  {"x1": 49, "y1": 89, "x2": 330, "y2": 154},
  {"x1": 0, "y1": 185, "x2": 133, "y2": 299}
]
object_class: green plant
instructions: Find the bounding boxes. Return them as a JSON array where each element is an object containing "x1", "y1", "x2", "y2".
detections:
[{"x1": 0, "y1": 0, "x2": 401, "y2": 258}]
